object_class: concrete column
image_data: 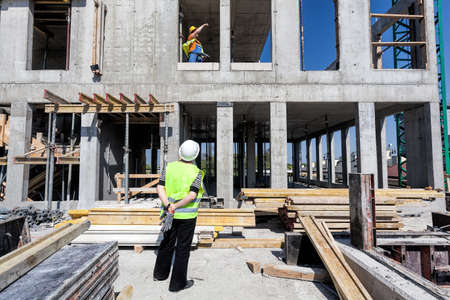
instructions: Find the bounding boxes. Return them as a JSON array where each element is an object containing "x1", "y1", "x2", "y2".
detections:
[
  {"x1": 257, "y1": 141, "x2": 263, "y2": 183},
  {"x1": 316, "y1": 136, "x2": 323, "y2": 182},
  {"x1": 274, "y1": 0, "x2": 300, "y2": 78},
  {"x1": 293, "y1": 141, "x2": 300, "y2": 182},
  {"x1": 5, "y1": 103, "x2": 32, "y2": 207},
  {"x1": 327, "y1": 132, "x2": 336, "y2": 185},
  {"x1": 270, "y1": 102, "x2": 288, "y2": 188},
  {"x1": 247, "y1": 122, "x2": 256, "y2": 187},
  {"x1": 160, "y1": 103, "x2": 180, "y2": 165},
  {"x1": 306, "y1": 139, "x2": 313, "y2": 184},
  {"x1": 78, "y1": 113, "x2": 100, "y2": 209},
  {"x1": 355, "y1": 103, "x2": 378, "y2": 188},
  {"x1": 405, "y1": 103, "x2": 444, "y2": 190},
  {"x1": 0, "y1": 0, "x2": 33, "y2": 78},
  {"x1": 217, "y1": 103, "x2": 233, "y2": 207},
  {"x1": 341, "y1": 128, "x2": 351, "y2": 186},
  {"x1": 220, "y1": 0, "x2": 231, "y2": 71},
  {"x1": 376, "y1": 117, "x2": 388, "y2": 188}
]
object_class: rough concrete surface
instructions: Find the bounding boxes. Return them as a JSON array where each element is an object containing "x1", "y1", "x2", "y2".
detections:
[{"x1": 114, "y1": 248, "x2": 338, "y2": 300}]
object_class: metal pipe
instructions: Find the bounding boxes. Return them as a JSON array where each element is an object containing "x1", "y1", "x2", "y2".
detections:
[
  {"x1": 124, "y1": 112, "x2": 130, "y2": 204},
  {"x1": 66, "y1": 113, "x2": 75, "y2": 201},
  {"x1": 47, "y1": 112, "x2": 57, "y2": 209},
  {"x1": 44, "y1": 113, "x2": 52, "y2": 207}
]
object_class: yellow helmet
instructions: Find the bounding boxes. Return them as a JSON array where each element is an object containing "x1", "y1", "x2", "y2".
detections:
[{"x1": 189, "y1": 26, "x2": 197, "y2": 33}]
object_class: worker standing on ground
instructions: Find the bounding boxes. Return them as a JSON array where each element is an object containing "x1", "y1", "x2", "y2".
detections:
[
  {"x1": 153, "y1": 140, "x2": 204, "y2": 292},
  {"x1": 183, "y1": 24, "x2": 209, "y2": 62}
]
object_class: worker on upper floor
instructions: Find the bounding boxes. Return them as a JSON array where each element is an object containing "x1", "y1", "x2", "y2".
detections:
[
  {"x1": 153, "y1": 140, "x2": 204, "y2": 292},
  {"x1": 182, "y1": 24, "x2": 209, "y2": 62}
]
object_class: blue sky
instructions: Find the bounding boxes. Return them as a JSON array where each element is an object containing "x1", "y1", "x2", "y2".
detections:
[{"x1": 260, "y1": 0, "x2": 450, "y2": 163}]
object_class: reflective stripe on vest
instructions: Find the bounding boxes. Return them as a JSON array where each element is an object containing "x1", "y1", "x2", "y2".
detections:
[{"x1": 163, "y1": 161, "x2": 204, "y2": 219}]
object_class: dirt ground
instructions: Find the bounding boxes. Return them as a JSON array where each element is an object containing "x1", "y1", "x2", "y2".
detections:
[{"x1": 114, "y1": 247, "x2": 338, "y2": 300}]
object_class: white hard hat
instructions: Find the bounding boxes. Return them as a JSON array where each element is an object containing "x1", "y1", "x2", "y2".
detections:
[{"x1": 179, "y1": 140, "x2": 200, "y2": 162}]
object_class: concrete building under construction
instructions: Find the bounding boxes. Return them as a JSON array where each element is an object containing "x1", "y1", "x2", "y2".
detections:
[{"x1": 0, "y1": 0, "x2": 446, "y2": 210}]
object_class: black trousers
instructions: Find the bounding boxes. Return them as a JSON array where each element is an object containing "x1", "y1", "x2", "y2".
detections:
[{"x1": 153, "y1": 217, "x2": 197, "y2": 291}]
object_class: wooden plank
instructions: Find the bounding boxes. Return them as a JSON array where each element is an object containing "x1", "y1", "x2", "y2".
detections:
[
  {"x1": 43, "y1": 90, "x2": 69, "y2": 104},
  {"x1": 262, "y1": 264, "x2": 330, "y2": 282},
  {"x1": 299, "y1": 216, "x2": 372, "y2": 299},
  {"x1": 45, "y1": 104, "x2": 174, "y2": 114},
  {"x1": 119, "y1": 93, "x2": 134, "y2": 104},
  {"x1": 93, "y1": 93, "x2": 109, "y2": 105},
  {"x1": 246, "y1": 261, "x2": 261, "y2": 273},
  {"x1": 254, "y1": 198, "x2": 286, "y2": 203},
  {"x1": 0, "y1": 221, "x2": 90, "y2": 292},
  {"x1": 287, "y1": 205, "x2": 395, "y2": 211},
  {"x1": 292, "y1": 222, "x2": 402, "y2": 230},
  {"x1": 105, "y1": 93, "x2": 124, "y2": 105},
  {"x1": 290, "y1": 209, "x2": 396, "y2": 218},
  {"x1": 149, "y1": 94, "x2": 160, "y2": 105},
  {"x1": 211, "y1": 238, "x2": 283, "y2": 249}
]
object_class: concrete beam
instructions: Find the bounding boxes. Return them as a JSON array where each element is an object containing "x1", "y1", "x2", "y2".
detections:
[
  {"x1": 220, "y1": 0, "x2": 230, "y2": 71},
  {"x1": 355, "y1": 103, "x2": 378, "y2": 188},
  {"x1": 78, "y1": 113, "x2": 100, "y2": 209},
  {"x1": 5, "y1": 102, "x2": 32, "y2": 206},
  {"x1": 376, "y1": 117, "x2": 388, "y2": 188},
  {"x1": 217, "y1": 103, "x2": 233, "y2": 207},
  {"x1": 270, "y1": 102, "x2": 287, "y2": 188}
]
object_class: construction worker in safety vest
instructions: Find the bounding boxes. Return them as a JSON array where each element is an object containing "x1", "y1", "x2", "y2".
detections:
[
  {"x1": 182, "y1": 23, "x2": 209, "y2": 62},
  {"x1": 153, "y1": 140, "x2": 204, "y2": 292}
]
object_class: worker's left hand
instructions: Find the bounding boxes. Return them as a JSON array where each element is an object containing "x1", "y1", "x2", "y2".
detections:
[{"x1": 168, "y1": 204, "x2": 176, "y2": 214}]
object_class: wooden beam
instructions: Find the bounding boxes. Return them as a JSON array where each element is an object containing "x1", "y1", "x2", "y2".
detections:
[
  {"x1": 211, "y1": 238, "x2": 283, "y2": 249},
  {"x1": 134, "y1": 94, "x2": 146, "y2": 105},
  {"x1": 370, "y1": 13, "x2": 424, "y2": 19},
  {"x1": 0, "y1": 221, "x2": 90, "y2": 292},
  {"x1": 43, "y1": 90, "x2": 69, "y2": 104},
  {"x1": 105, "y1": 93, "x2": 125, "y2": 105},
  {"x1": 299, "y1": 216, "x2": 372, "y2": 299},
  {"x1": 262, "y1": 264, "x2": 330, "y2": 282},
  {"x1": 79, "y1": 93, "x2": 96, "y2": 105},
  {"x1": 371, "y1": 0, "x2": 416, "y2": 38},
  {"x1": 93, "y1": 93, "x2": 109, "y2": 105},
  {"x1": 45, "y1": 104, "x2": 175, "y2": 114},
  {"x1": 119, "y1": 93, "x2": 134, "y2": 105}
]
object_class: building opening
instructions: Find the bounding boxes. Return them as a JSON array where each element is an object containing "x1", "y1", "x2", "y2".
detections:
[
  {"x1": 231, "y1": 0, "x2": 272, "y2": 63},
  {"x1": 179, "y1": 0, "x2": 220, "y2": 63},
  {"x1": 370, "y1": 0, "x2": 427, "y2": 69},
  {"x1": 31, "y1": 0, "x2": 71, "y2": 70}
]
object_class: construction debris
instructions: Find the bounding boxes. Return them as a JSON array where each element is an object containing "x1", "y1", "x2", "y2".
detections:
[
  {"x1": 4, "y1": 206, "x2": 66, "y2": 228},
  {"x1": 262, "y1": 264, "x2": 330, "y2": 282},
  {"x1": 246, "y1": 261, "x2": 261, "y2": 273},
  {"x1": 117, "y1": 285, "x2": 134, "y2": 300}
]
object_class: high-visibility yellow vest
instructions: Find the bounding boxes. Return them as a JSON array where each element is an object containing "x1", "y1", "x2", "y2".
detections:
[
  {"x1": 164, "y1": 161, "x2": 204, "y2": 219},
  {"x1": 182, "y1": 39, "x2": 203, "y2": 58}
]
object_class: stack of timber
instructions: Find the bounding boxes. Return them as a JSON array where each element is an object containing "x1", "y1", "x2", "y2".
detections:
[
  {"x1": 279, "y1": 197, "x2": 402, "y2": 232},
  {"x1": 239, "y1": 189, "x2": 289, "y2": 215},
  {"x1": 1, "y1": 242, "x2": 118, "y2": 300},
  {"x1": 68, "y1": 208, "x2": 255, "y2": 247}
]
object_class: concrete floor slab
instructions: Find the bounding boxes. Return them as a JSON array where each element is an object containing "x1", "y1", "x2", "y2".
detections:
[{"x1": 114, "y1": 248, "x2": 338, "y2": 299}]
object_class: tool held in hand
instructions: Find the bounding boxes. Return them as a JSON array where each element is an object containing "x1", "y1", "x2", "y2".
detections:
[{"x1": 160, "y1": 205, "x2": 174, "y2": 233}]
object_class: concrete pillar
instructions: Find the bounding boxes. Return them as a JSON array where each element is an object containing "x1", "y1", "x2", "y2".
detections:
[
  {"x1": 220, "y1": 0, "x2": 231, "y2": 71},
  {"x1": 247, "y1": 122, "x2": 256, "y2": 187},
  {"x1": 5, "y1": 103, "x2": 32, "y2": 207},
  {"x1": 270, "y1": 102, "x2": 288, "y2": 188},
  {"x1": 349, "y1": 173, "x2": 376, "y2": 250},
  {"x1": 341, "y1": 128, "x2": 351, "y2": 186},
  {"x1": 316, "y1": 136, "x2": 323, "y2": 182},
  {"x1": 327, "y1": 132, "x2": 336, "y2": 185},
  {"x1": 217, "y1": 103, "x2": 233, "y2": 207},
  {"x1": 160, "y1": 103, "x2": 180, "y2": 165},
  {"x1": 78, "y1": 113, "x2": 100, "y2": 209},
  {"x1": 376, "y1": 117, "x2": 388, "y2": 188},
  {"x1": 355, "y1": 103, "x2": 378, "y2": 188},
  {"x1": 257, "y1": 141, "x2": 263, "y2": 184},
  {"x1": 274, "y1": 0, "x2": 300, "y2": 78},
  {"x1": 405, "y1": 103, "x2": 444, "y2": 190},
  {"x1": 293, "y1": 141, "x2": 300, "y2": 182},
  {"x1": 306, "y1": 139, "x2": 313, "y2": 184},
  {"x1": 0, "y1": 0, "x2": 33, "y2": 76}
]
